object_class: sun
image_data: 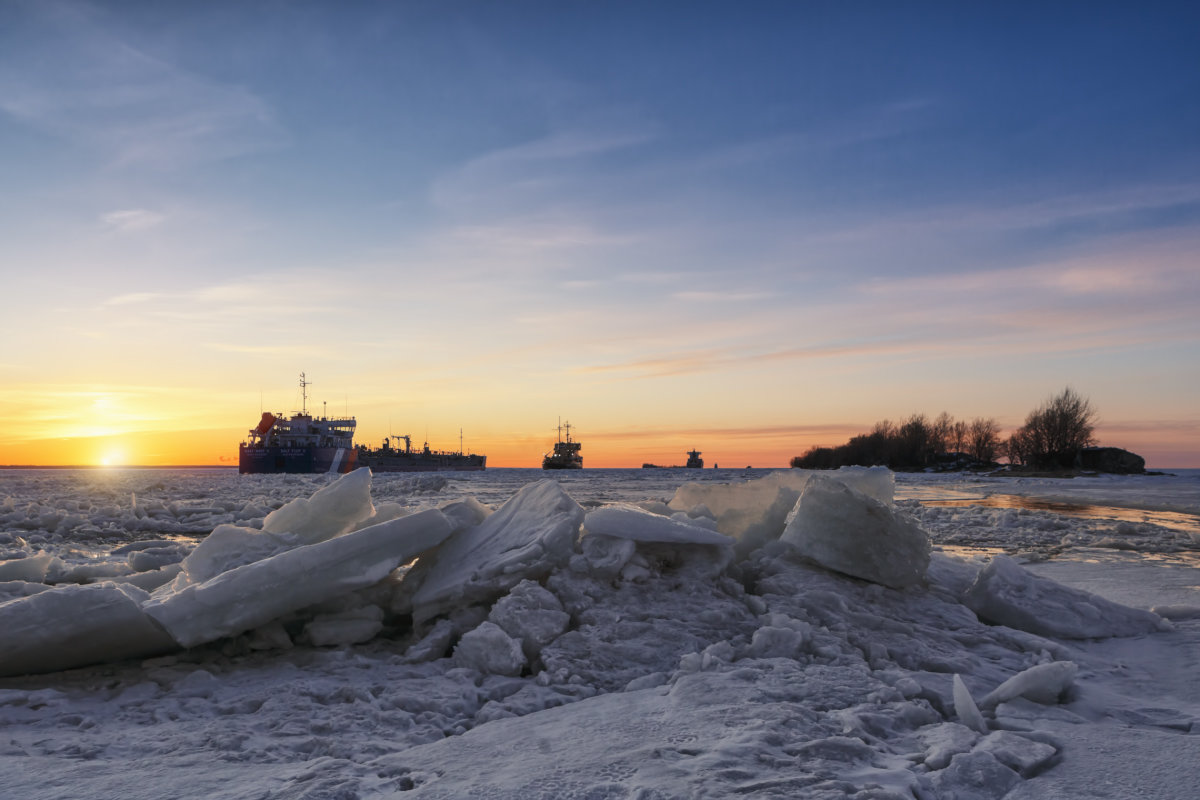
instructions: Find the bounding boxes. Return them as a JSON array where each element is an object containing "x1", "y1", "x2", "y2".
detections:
[{"x1": 99, "y1": 449, "x2": 126, "y2": 467}]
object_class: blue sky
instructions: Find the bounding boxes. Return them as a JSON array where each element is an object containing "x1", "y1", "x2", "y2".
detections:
[{"x1": 1, "y1": 0, "x2": 1198, "y2": 466}]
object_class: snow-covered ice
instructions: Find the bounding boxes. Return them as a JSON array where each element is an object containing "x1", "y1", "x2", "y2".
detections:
[
  {"x1": 406, "y1": 478, "x2": 583, "y2": 624},
  {"x1": 964, "y1": 553, "x2": 1168, "y2": 639},
  {"x1": 0, "y1": 465, "x2": 1197, "y2": 799},
  {"x1": 144, "y1": 508, "x2": 453, "y2": 648}
]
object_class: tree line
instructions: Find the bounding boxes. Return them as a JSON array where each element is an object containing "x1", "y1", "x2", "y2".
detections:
[{"x1": 791, "y1": 388, "x2": 1098, "y2": 471}]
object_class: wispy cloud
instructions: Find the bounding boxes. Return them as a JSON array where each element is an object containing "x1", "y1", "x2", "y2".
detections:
[
  {"x1": 0, "y1": 3, "x2": 283, "y2": 167},
  {"x1": 671, "y1": 290, "x2": 771, "y2": 302},
  {"x1": 450, "y1": 220, "x2": 637, "y2": 253},
  {"x1": 570, "y1": 311, "x2": 1195, "y2": 380},
  {"x1": 431, "y1": 126, "x2": 657, "y2": 216},
  {"x1": 590, "y1": 423, "x2": 865, "y2": 441},
  {"x1": 807, "y1": 182, "x2": 1200, "y2": 252},
  {"x1": 98, "y1": 273, "x2": 357, "y2": 324},
  {"x1": 207, "y1": 343, "x2": 339, "y2": 357},
  {"x1": 100, "y1": 208, "x2": 164, "y2": 232},
  {"x1": 859, "y1": 231, "x2": 1200, "y2": 301},
  {"x1": 103, "y1": 292, "x2": 160, "y2": 306}
]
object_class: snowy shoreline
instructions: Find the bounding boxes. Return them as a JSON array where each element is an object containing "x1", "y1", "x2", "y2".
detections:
[{"x1": 1, "y1": 467, "x2": 1198, "y2": 799}]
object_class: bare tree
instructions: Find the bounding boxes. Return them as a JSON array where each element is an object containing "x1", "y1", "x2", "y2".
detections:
[
  {"x1": 899, "y1": 413, "x2": 933, "y2": 467},
  {"x1": 1012, "y1": 387, "x2": 1097, "y2": 468},
  {"x1": 932, "y1": 411, "x2": 955, "y2": 456},
  {"x1": 952, "y1": 420, "x2": 969, "y2": 455},
  {"x1": 967, "y1": 417, "x2": 1001, "y2": 463}
]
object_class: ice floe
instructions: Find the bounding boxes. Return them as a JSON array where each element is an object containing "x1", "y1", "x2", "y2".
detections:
[{"x1": 0, "y1": 465, "x2": 1196, "y2": 799}]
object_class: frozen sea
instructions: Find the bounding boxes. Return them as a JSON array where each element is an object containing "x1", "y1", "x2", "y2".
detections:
[{"x1": 1, "y1": 466, "x2": 1198, "y2": 799}]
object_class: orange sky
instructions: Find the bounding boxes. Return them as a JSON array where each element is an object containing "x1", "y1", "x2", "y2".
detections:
[
  {"x1": 1, "y1": 416, "x2": 1195, "y2": 470},
  {"x1": 2, "y1": 4, "x2": 1198, "y2": 473}
]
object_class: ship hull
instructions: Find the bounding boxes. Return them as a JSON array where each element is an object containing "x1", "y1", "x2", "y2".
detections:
[
  {"x1": 239, "y1": 445, "x2": 358, "y2": 475},
  {"x1": 542, "y1": 459, "x2": 582, "y2": 470},
  {"x1": 358, "y1": 453, "x2": 486, "y2": 473}
]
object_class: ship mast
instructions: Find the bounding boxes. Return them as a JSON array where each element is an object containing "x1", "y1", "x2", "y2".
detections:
[{"x1": 299, "y1": 372, "x2": 309, "y2": 415}]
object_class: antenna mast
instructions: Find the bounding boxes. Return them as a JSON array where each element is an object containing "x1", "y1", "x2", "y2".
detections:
[{"x1": 299, "y1": 372, "x2": 309, "y2": 415}]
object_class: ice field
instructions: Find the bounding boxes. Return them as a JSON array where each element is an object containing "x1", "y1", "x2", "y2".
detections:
[{"x1": 0, "y1": 466, "x2": 1198, "y2": 799}]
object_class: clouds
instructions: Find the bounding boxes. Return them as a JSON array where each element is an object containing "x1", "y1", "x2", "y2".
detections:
[
  {"x1": 0, "y1": 1, "x2": 283, "y2": 168},
  {"x1": 430, "y1": 126, "x2": 659, "y2": 224},
  {"x1": 100, "y1": 208, "x2": 164, "y2": 232},
  {"x1": 1, "y1": 3, "x2": 1198, "y2": 466}
]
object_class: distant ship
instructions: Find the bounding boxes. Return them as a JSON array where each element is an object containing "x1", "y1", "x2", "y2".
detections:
[
  {"x1": 642, "y1": 450, "x2": 705, "y2": 469},
  {"x1": 542, "y1": 419, "x2": 583, "y2": 470},
  {"x1": 357, "y1": 433, "x2": 486, "y2": 472},
  {"x1": 239, "y1": 373, "x2": 358, "y2": 474},
  {"x1": 239, "y1": 374, "x2": 486, "y2": 474}
]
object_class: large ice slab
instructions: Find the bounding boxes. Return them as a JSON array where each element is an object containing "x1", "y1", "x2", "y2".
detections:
[
  {"x1": 963, "y1": 554, "x2": 1168, "y2": 639},
  {"x1": 261, "y1": 467, "x2": 375, "y2": 544},
  {"x1": 584, "y1": 503, "x2": 733, "y2": 545},
  {"x1": 173, "y1": 524, "x2": 299, "y2": 587},
  {"x1": 781, "y1": 474, "x2": 930, "y2": 588},
  {"x1": 0, "y1": 553, "x2": 65, "y2": 583},
  {"x1": 144, "y1": 508, "x2": 452, "y2": 648},
  {"x1": 409, "y1": 479, "x2": 583, "y2": 624},
  {"x1": 0, "y1": 583, "x2": 177, "y2": 677},
  {"x1": 667, "y1": 467, "x2": 894, "y2": 556}
]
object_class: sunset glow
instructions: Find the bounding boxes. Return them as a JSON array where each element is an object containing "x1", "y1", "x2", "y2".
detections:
[{"x1": 1, "y1": 3, "x2": 1197, "y2": 469}]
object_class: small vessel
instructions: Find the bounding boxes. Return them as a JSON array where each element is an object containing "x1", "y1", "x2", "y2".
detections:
[
  {"x1": 357, "y1": 433, "x2": 486, "y2": 472},
  {"x1": 542, "y1": 419, "x2": 583, "y2": 470},
  {"x1": 239, "y1": 373, "x2": 358, "y2": 474}
]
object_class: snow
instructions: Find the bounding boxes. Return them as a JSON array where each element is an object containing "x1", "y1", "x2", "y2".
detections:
[{"x1": 0, "y1": 465, "x2": 1197, "y2": 798}]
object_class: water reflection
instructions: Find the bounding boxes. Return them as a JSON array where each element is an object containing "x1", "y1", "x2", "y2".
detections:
[{"x1": 921, "y1": 495, "x2": 1200, "y2": 534}]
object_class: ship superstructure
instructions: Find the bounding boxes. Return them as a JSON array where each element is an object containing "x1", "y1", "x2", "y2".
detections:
[
  {"x1": 239, "y1": 374, "x2": 358, "y2": 474},
  {"x1": 542, "y1": 418, "x2": 583, "y2": 470}
]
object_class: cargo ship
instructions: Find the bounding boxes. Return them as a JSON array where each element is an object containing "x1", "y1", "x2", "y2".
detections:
[
  {"x1": 239, "y1": 374, "x2": 358, "y2": 474},
  {"x1": 542, "y1": 419, "x2": 583, "y2": 470},
  {"x1": 642, "y1": 450, "x2": 705, "y2": 469},
  {"x1": 356, "y1": 434, "x2": 486, "y2": 472}
]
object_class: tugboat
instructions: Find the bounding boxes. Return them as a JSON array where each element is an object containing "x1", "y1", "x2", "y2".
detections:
[
  {"x1": 239, "y1": 373, "x2": 358, "y2": 474},
  {"x1": 542, "y1": 419, "x2": 583, "y2": 470},
  {"x1": 357, "y1": 432, "x2": 486, "y2": 472}
]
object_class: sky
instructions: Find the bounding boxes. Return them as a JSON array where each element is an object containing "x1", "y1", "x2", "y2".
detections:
[{"x1": 1, "y1": 0, "x2": 1198, "y2": 469}]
